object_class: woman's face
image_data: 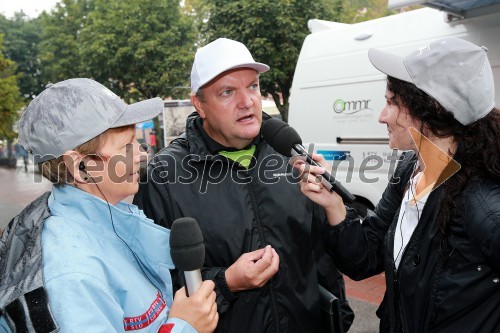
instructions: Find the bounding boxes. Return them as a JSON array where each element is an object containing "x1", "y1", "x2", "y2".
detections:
[
  {"x1": 82, "y1": 126, "x2": 145, "y2": 205},
  {"x1": 379, "y1": 90, "x2": 421, "y2": 151}
]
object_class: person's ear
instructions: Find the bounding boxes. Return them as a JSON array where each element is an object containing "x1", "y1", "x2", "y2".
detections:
[
  {"x1": 191, "y1": 94, "x2": 206, "y2": 119},
  {"x1": 63, "y1": 151, "x2": 88, "y2": 183}
]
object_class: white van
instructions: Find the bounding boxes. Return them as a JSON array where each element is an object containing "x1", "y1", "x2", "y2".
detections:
[{"x1": 288, "y1": 6, "x2": 500, "y2": 214}]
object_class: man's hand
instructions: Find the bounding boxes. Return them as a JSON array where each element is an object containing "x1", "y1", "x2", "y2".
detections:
[
  {"x1": 225, "y1": 245, "x2": 280, "y2": 292},
  {"x1": 169, "y1": 280, "x2": 218, "y2": 333}
]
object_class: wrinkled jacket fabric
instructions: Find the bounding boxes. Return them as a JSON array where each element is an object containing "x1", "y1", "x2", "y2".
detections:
[
  {"x1": 134, "y1": 113, "x2": 353, "y2": 333},
  {"x1": 324, "y1": 151, "x2": 500, "y2": 332},
  {"x1": 1, "y1": 186, "x2": 196, "y2": 333}
]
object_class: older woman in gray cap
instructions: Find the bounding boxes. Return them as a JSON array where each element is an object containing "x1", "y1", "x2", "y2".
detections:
[
  {"x1": 0, "y1": 78, "x2": 218, "y2": 333},
  {"x1": 297, "y1": 37, "x2": 500, "y2": 332}
]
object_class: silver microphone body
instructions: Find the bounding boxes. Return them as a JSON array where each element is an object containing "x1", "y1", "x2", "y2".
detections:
[{"x1": 184, "y1": 269, "x2": 203, "y2": 296}]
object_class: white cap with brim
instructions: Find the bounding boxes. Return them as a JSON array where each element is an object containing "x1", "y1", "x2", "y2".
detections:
[
  {"x1": 18, "y1": 78, "x2": 163, "y2": 163},
  {"x1": 368, "y1": 37, "x2": 495, "y2": 125},
  {"x1": 191, "y1": 38, "x2": 270, "y2": 93}
]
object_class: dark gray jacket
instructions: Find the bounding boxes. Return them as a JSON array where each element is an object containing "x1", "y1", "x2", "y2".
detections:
[{"x1": 0, "y1": 192, "x2": 58, "y2": 332}]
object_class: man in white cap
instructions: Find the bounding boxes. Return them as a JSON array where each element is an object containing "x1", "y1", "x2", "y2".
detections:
[{"x1": 135, "y1": 38, "x2": 353, "y2": 333}]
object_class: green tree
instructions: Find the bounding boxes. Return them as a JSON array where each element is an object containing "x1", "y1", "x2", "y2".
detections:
[
  {"x1": 0, "y1": 34, "x2": 24, "y2": 157},
  {"x1": 201, "y1": 0, "x2": 344, "y2": 122},
  {"x1": 340, "y1": 0, "x2": 396, "y2": 23},
  {"x1": 78, "y1": 0, "x2": 196, "y2": 101},
  {"x1": 0, "y1": 13, "x2": 43, "y2": 99},
  {"x1": 38, "y1": 0, "x2": 95, "y2": 84}
]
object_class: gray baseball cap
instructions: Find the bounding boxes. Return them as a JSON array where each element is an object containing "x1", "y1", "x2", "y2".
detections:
[
  {"x1": 18, "y1": 78, "x2": 163, "y2": 163},
  {"x1": 368, "y1": 37, "x2": 495, "y2": 125}
]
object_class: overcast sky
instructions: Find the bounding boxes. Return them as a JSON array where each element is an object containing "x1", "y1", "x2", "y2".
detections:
[{"x1": 0, "y1": 0, "x2": 60, "y2": 19}]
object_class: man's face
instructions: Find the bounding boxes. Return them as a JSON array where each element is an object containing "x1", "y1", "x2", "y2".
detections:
[{"x1": 192, "y1": 68, "x2": 263, "y2": 149}]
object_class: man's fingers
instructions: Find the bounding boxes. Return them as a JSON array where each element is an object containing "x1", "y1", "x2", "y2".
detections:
[
  {"x1": 264, "y1": 248, "x2": 279, "y2": 273},
  {"x1": 252, "y1": 246, "x2": 273, "y2": 271},
  {"x1": 244, "y1": 247, "x2": 266, "y2": 261},
  {"x1": 260, "y1": 248, "x2": 279, "y2": 277}
]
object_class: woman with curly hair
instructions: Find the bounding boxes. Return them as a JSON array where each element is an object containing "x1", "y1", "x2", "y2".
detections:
[{"x1": 297, "y1": 37, "x2": 500, "y2": 332}]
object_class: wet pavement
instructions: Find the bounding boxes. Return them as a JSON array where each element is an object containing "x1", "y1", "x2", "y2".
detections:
[
  {"x1": 0, "y1": 160, "x2": 52, "y2": 230},
  {"x1": 0, "y1": 159, "x2": 381, "y2": 332}
]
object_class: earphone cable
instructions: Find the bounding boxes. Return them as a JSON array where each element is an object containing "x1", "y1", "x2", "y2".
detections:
[
  {"x1": 88, "y1": 174, "x2": 163, "y2": 297},
  {"x1": 395, "y1": 160, "x2": 422, "y2": 266}
]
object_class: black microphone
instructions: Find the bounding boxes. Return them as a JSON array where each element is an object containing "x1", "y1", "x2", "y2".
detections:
[
  {"x1": 170, "y1": 217, "x2": 205, "y2": 296},
  {"x1": 261, "y1": 117, "x2": 355, "y2": 203}
]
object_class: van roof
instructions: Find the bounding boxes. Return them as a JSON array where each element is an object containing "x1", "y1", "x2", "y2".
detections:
[{"x1": 388, "y1": 0, "x2": 500, "y2": 18}]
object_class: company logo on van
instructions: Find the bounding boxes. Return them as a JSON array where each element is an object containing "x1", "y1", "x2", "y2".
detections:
[{"x1": 333, "y1": 98, "x2": 372, "y2": 114}]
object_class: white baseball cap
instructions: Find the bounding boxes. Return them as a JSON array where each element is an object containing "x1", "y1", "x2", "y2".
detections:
[
  {"x1": 190, "y1": 38, "x2": 270, "y2": 93},
  {"x1": 368, "y1": 37, "x2": 495, "y2": 125}
]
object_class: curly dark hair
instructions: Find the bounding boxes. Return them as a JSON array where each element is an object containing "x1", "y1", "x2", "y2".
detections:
[{"x1": 387, "y1": 76, "x2": 500, "y2": 233}]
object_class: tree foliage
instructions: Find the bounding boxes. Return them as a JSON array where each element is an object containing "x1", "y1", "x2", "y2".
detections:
[
  {"x1": 0, "y1": 35, "x2": 24, "y2": 139},
  {"x1": 37, "y1": 0, "x2": 95, "y2": 85},
  {"x1": 35, "y1": 0, "x2": 196, "y2": 102},
  {"x1": 78, "y1": 0, "x2": 196, "y2": 101},
  {"x1": 0, "y1": 13, "x2": 43, "y2": 99},
  {"x1": 340, "y1": 0, "x2": 397, "y2": 23}
]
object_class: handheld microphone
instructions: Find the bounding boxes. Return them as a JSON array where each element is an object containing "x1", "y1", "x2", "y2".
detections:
[
  {"x1": 170, "y1": 217, "x2": 205, "y2": 296},
  {"x1": 261, "y1": 117, "x2": 355, "y2": 203}
]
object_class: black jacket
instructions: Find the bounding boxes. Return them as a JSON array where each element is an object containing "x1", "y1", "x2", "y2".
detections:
[
  {"x1": 324, "y1": 152, "x2": 500, "y2": 332},
  {"x1": 134, "y1": 113, "x2": 353, "y2": 333}
]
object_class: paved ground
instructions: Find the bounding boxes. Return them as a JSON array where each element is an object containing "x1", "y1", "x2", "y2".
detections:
[
  {"x1": 345, "y1": 274, "x2": 384, "y2": 332},
  {"x1": 0, "y1": 160, "x2": 52, "y2": 230},
  {"x1": 0, "y1": 160, "x2": 383, "y2": 332}
]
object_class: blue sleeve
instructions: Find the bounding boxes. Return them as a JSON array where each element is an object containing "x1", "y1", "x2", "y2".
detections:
[
  {"x1": 166, "y1": 318, "x2": 197, "y2": 333},
  {"x1": 0, "y1": 316, "x2": 13, "y2": 333}
]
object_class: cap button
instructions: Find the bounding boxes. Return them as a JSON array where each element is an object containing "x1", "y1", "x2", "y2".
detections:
[
  {"x1": 481, "y1": 46, "x2": 488, "y2": 52},
  {"x1": 45, "y1": 83, "x2": 54, "y2": 88}
]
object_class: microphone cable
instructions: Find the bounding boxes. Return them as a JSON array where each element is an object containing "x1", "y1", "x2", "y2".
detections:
[{"x1": 85, "y1": 171, "x2": 163, "y2": 298}]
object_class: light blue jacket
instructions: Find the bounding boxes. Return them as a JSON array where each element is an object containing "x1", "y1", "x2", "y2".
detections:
[{"x1": 41, "y1": 185, "x2": 196, "y2": 333}]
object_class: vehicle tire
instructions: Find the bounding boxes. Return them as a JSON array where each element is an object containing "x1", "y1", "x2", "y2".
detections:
[{"x1": 347, "y1": 199, "x2": 374, "y2": 218}]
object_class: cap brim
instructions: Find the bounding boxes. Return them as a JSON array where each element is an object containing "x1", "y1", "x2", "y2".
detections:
[
  {"x1": 368, "y1": 48, "x2": 412, "y2": 83},
  {"x1": 230, "y1": 62, "x2": 270, "y2": 74},
  {"x1": 197, "y1": 62, "x2": 270, "y2": 92},
  {"x1": 111, "y1": 97, "x2": 163, "y2": 128}
]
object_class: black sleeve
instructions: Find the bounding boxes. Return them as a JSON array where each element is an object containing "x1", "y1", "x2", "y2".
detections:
[
  {"x1": 323, "y1": 152, "x2": 415, "y2": 280},
  {"x1": 312, "y1": 202, "x2": 355, "y2": 332},
  {"x1": 462, "y1": 181, "x2": 500, "y2": 274}
]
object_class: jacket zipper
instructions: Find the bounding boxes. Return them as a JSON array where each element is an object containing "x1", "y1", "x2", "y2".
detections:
[
  {"x1": 392, "y1": 192, "x2": 433, "y2": 333},
  {"x1": 246, "y1": 170, "x2": 281, "y2": 333}
]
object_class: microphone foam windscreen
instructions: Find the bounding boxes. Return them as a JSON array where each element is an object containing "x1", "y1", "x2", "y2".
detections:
[
  {"x1": 170, "y1": 217, "x2": 205, "y2": 271},
  {"x1": 261, "y1": 117, "x2": 302, "y2": 157}
]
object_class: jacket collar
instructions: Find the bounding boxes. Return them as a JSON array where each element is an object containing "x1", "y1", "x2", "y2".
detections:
[{"x1": 48, "y1": 185, "x2": 174, "y2": 270}]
